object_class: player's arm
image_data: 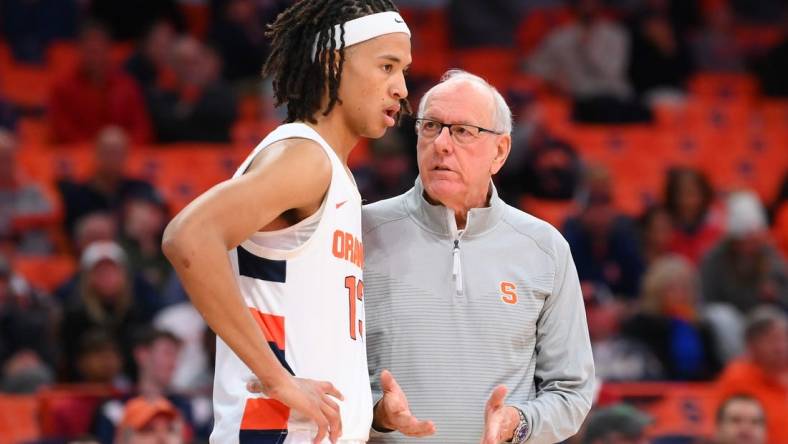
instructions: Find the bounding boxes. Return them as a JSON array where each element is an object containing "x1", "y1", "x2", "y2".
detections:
[{"x1": 162, "y1": 139, "x2": 343, "y2": 443}]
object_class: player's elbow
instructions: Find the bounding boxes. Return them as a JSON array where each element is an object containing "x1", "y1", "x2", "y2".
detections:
[{"x1": 161, "y1": 217, "x2": 192, "y2": 265}]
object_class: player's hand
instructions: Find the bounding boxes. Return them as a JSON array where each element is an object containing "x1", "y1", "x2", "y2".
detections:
[
  {"x1": 247, "y1": 376, "x2": 344, "y2": 444},
  {"x1": 480, "y1": 385, "x2": 520, "y2": 444},
  {"x1": 373, "y1": 369, "x2": 436, "y2": 437}
]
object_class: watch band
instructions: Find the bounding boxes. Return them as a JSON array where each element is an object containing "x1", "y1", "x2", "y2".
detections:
[{"x1": 510, "y1": 407, "x2": 529, "y2": 444}]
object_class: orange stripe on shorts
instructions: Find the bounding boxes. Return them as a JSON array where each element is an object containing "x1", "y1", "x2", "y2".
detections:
[{"x1": 240, "y1": 398, "x2": 290, "y2": 430}]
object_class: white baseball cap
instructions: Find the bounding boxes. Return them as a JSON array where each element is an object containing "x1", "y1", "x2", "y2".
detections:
[
  {"x1": 80, "y1": 241, "x2": 127, "y2": 270},
  {"x1": 726, "y1": 190, "x2": 767, "y2": 238}
]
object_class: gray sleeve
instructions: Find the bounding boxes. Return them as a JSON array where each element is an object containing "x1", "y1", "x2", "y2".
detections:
[{"x1": 513, "y1": 243, "x2": 594, "y2": 444}]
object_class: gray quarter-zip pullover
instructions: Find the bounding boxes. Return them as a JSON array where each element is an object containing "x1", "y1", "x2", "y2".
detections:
[{"x1": 363, "y1": 179, "x2": 594, "y2": 444}]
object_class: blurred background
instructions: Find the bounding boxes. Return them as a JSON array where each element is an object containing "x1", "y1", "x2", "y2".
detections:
[{"x1": 0, "y1": 0, "x2": 786, "y2": 443}]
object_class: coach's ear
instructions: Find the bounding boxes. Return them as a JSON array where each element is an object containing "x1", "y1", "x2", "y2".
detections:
[{"x1": 490, "y1": 133, "x2": 512, "y2": 176}]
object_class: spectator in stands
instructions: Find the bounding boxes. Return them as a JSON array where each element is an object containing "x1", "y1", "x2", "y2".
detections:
[
  {"x1": 72, "y1": 329, "x2": 128, "y2": 389},
  {"x1": 638, "y1": 206, "x2": 674, "y2": 266},
  {"x1": 0, "y1": 255, "x2": 58, "y2": 393},
  {"x1": 664, "y1": 168, "x2": 723, "y2": 265},
  {"x1": 115, "y1": 396, "x2": 185, "y2": 444},
  {"x1": 527, "y1": 0, "x2": 652, "y2": 123},
  {"x1": 498, "y1": 104, "x2": 581, "y2": 202},
  {"x1": 627, "y1": 5, "x2": 693, "y2": 104},
  {"x1": 146, "y1": 36, "x2": 238, "y2": 143},
  {"x1": 0, "y1": 95, "x2": 18, "y2": 131},
  {"x1": 72, "y1": 212, "x2": 118, "y2": 255},
  {"x1": 691, "y1": 3, "x2": 745, "y2": 72},
  {"x1": 124, "y1": 19, "x2": 178, "y2": 92},
  {"x1": 0, "y1": 128, "x2": 56, "y2": 254},
  {"x1": 53, "y1": 212, "x2": 163, "y2": 323},
  {"x1": 58, "y1": 126, "x2": 160, "y2": 240},
  {"x1": 447, "y1": 0, "x2": 522, "y2": 48},
  {"x1": 621, "y1": 255, "x2": 722, "y2": 380},
  {"x1": 207, "y1": 0, "x2": 283, "y2": 85},
  {"x1": 94, "y1": 328, "x2": 197, "y2": 444},
  {"x1": 120, "y1": 194, "x2": 172, "y2": 294},
  {"x1": 716, "y1": 307, "x2": 787, "y2": 444},
  {"x1": 581, "y1": 404, "x2": 651, "y2": 444},
  {"x1": 770, "y1": 174, "x2": 788, "y2": 261},
  {"x1": 60, "y1": 241, "x2": 150, "y2": 381},
  {"x1": 730, "y1": 0, "x2": 786, "y2": 25},
  {"x1": 563, "y1": 166, "x2": 645, "y2": 298},
  {"x1": 357, "y1": 131, "x2": 417, "y2": 203},
  {"x1": 0, "y1": 0, "x2": 79, "y2": 63},
  {"x1": 584, "y1": 282, "x2": 664, "y2": 381},
  {"x1": 714, "y1": 395, "x2": 767, "y2": 444},
  {"x1": 701, "y1": 191, "x2": 788, "y2": 313},
  {"x1": 751, "y1": 9, "x2": 788, "y2": 97},
  {"x1": 87, "y1": 0, "x2": 183, "y2": 41},
  {"x1": 49, "y1": 21, "x2": 153, "y2": 144}
]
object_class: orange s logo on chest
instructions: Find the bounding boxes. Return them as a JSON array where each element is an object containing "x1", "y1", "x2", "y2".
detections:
[{"x1": 500, "y1": 282, "x2": 518, "y2": 305}]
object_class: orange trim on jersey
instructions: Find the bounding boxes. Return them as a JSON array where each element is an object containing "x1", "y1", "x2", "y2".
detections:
[
  {"x1": 240, "y1": 398, "x2": 290, "y2": 430},
  {"x1": 249, "y1": 308, "x2": 286, "y2": 350}
]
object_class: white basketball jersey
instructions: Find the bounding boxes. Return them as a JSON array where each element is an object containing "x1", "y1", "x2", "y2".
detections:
[{"x1": 211, "y1": 123, "x2": 372, "y2": 444}]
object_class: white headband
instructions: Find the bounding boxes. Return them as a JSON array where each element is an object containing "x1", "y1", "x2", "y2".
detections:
[{"x1": 312, "y1": 11, "x2": 411, "y2": 61}]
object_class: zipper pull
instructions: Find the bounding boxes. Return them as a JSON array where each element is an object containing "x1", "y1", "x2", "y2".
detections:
[{"x1": 452, "y1": 239, "x2": 463, "y2": 295}]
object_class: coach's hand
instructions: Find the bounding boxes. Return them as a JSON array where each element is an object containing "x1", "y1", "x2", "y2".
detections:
[
  {"x1": 373, "y1": 369, "x2": 436, "y2": 437},
  {"x1": 248, "y1": 376, "x2": 344, "y2": 444},
  {"x1": 480, "y1": 385, "x2": 520, "y2": 444}
]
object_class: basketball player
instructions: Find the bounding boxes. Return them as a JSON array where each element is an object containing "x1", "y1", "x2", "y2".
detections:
[{"x1": 162, "y1": 2, "x2": 412, "y2": 443}]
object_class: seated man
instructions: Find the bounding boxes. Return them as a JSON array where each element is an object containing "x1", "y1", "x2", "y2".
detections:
[{"x1": 716, "y1": 307, "x2": 787, "y2": 444}]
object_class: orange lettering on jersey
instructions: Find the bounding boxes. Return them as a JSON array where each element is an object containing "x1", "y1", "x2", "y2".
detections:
[
  {"x1": 332, "y1": 230, "x2": 345, "y2": 259},
  {"x1": 500, "y1": 282, "x2": 518, "y2": 305},
  {"x1": 354, "y1": 237, "x2": 364, "y2": 268},
  {"x1": 332, "y1": 230, "x2": 364, "y2": 268},
  {"x1": 345, "y1": 235, "x2": 355, "y2": 264}
]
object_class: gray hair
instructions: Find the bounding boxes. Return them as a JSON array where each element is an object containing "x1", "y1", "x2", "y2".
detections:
[{"x1": 417, "y1": 69, "x2": 513, "y2": 134}]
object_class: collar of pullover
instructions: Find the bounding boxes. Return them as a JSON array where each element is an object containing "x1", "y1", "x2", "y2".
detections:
[{"x1": 404, "y1": 177, "x2": 505, "y2": 239}]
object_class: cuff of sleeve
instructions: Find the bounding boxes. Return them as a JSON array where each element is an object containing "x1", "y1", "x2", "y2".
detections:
[{"x1": 370, "y1": 398, "x2": 395, "y2": 434}]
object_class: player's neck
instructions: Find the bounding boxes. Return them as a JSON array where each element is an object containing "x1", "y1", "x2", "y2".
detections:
[{"x1": 306, "y1": 112, "x2": 359, "y2": 165}]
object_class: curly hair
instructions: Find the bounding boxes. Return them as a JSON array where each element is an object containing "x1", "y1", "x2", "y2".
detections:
[{"x1": 262, "y1": 0, "x2": 405, "y2": 123}]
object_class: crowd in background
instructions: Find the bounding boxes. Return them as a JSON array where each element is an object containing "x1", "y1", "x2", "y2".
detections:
[{"x1": 0, "y1": 0, "x2": 787, "y2": 443}]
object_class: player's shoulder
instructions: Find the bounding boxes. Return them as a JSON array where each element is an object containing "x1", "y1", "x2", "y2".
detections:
[
  {"x1": 361, "y1": 189, "x2": 413, "y2": 236},
  {"x1": 247, "y1": 136, "x2": 331, "y2": 178},
  {"x1": 500, "y1": 202, "x2": 570, "y2": 259}
]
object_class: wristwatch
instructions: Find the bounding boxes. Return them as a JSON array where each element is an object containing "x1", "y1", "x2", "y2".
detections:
[{"x1": 508, "y1": 408, "x2": 529, "y2": 444}]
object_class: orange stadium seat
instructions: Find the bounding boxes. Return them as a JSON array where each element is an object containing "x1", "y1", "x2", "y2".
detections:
[
  {"x1": 12, "y1": 254, "x2": 77, "y2": 292},
  {"x1": 453, "y1": 48, "x2": 518, "y2": 91},
  {"x1": 0, "y1": 395, "x2": 39, "y2": 444},
  {"x1": 516, "y1": 6, "x2": 573, "y2": 56},
  {"x1": 700, "y1": 131, "x2": 788, "y2": 202},
  {"x1": 38, "y1": 385, "x2": 117, "y2": 440},
  {"x1": 688, "y1": 73, "x2": 759, "y2": 101},
  {"x1": 601, "y1": 383, "x2": 717, "y2": 440},
  {"x1": 519, "y1": 196, "x2": 577, "y2": 229},
  {"x1": 180, "y1": 3, "x2": 211, "y2": 39},
  {"x1": 0, "y1": 62, "x2": 53, "y2": 109},
  {"x1": 400, "y1": 8, "x2": 450, "y2": 80}
]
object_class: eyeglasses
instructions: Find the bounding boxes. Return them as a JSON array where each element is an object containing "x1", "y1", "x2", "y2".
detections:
[{"x1": 414, "y1": 118, "x2": 503, "y2": 145}]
